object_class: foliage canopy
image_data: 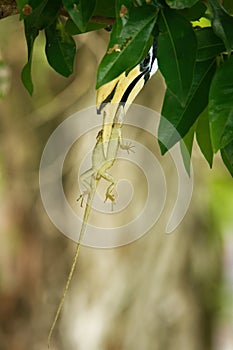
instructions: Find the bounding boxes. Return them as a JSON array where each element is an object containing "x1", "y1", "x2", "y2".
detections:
[{"x1": 12, "y1": 0, "x2": 233, "y2": 175}]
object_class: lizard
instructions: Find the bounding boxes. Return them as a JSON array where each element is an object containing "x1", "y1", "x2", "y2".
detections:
[
  {"x1": 47, "y1": 104, "x2": 133, "y2": 347},
  {"x1": 47, "y1": 39, "x2": 158, "y2": 347}
]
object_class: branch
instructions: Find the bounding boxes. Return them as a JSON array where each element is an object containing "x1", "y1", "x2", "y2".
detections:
[{"x1": 0, "y1": 0, "x2": 18, "y2": 19}]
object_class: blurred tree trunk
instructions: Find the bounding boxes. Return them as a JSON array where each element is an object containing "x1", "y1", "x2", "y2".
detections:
[
  {"x1": 60, "y1": 153, "x2": 222, "y2": 350},
  {"x1": 101, "y1": 215, "x2": 221, "y2": 350}
]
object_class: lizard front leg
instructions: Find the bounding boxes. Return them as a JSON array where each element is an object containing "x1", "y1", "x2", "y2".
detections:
[
  {"x1": 117, "y1": 126, "x2": 135, "y2": 154},
  {"x1": 120, "y1": 140, "x2": 135, "y2": 154}
]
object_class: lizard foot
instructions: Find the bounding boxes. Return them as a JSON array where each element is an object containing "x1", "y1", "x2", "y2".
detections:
[
  {"x1": 105, "y1": 191, "x2": 116, "y2": 212},
  {"x1": 121, "y1": 142, "x2": 135, "y2": 154},
  {"x1": 104, "y1": 184, "x2": 118, "y2": 211},
  {"x1": 77, "y1": 191, "x2": 89, "y2": 207},
  {"x1": 104, "y1": 191, "x2": 115, "y2": 203}
]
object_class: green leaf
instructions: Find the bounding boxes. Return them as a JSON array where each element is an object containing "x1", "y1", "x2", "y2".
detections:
[
  {"x1": 63, "y1": 0, "x2": 96, "y2": 32},
  {"x1": 178, "y1": 1, "x2": 206, "y2": 21},
  {"x1": 196, "y1": 27, "x2": 225, "y2": 62},
  {"x1": 180, "y1": 122, "x2": 195, "y2": 176},
  {"x1": 45, "y1": 19, "x2": 76, "y2": 77},
  {"x1": 21, "y1": 55, "x2": 34, "y2": 95},
  {"x1": 65, "y1": 18, "x2": 106, "y2": 35},
  {"x1": 159, "y1": 58, "x2": 216, "y2": 153},
  {"x1": 36, "y1": 0, "x2": 62, "y2": 29},
  {"x1": 208, "y1": 0, "x2": 233, "y2": 53},
  {"x1": 192, "y1": 16, "x2": 211, "y2": 28},
  {"x1": 16, "y1": 0, "x2": 35, "y2": 19},
  {"x1": 21, "y1": 20, "x2": 39, "y2": 94},
  {"x1": 93, "y1": 0, "x2": 116, "y2": 17},
  {"x1": 196, "y1": 107, "x2": 213, "y2": 167},
  {"x1": 20, "y1": 1, "x2": 47, "y2": 94},
  {"x1": 165, "y1": 0, "x2": 199, "y2": 9},
  {"x1": 16, "y1": 0, "x2": 27, "y2": 9},
  {"x1": 16, "y1": 0, "x2": 29, "y2": 17},
  {"x1": 149, "y1": 0, "x2": 167, "y2": 6},
  {"x1": 157, "y1": 8, "x2": 197, "y2": 106},
  {"x1": 17, "y1": 0, "x2": 62, "y2": 28},
  {"x1": 221, "y1": 140, "x2": 233, "y2": 177},
  {"x1": 114, "y1": 0, "x2": 133, "y2": 37},
  {"x1": 222, "y1": 0, "x2": 233, "y2": 15},
  {"x1": 209, "y1": 56, "x2": 233, "y2": 152},
  {"x1": 20, "y1": 1, "x2": 62, "y2": 93},
  {"x1": 96, "y1": 4, "x2": 157, "y2": 89}
]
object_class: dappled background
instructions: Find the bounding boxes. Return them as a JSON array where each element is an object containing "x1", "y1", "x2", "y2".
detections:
[{"x1": 0, "y1": 14, "x2": 233, "y2": 350}]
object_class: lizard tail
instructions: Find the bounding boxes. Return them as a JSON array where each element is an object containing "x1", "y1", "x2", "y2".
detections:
[
  {"x1": 47, "y1": 242, "x2": 81, "y2": 348},
  {"x1": 47, "y1": 189, "x2": 96, "y2": 348}
]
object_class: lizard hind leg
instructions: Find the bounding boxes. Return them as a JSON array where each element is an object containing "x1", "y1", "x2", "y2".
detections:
[
  {"x1": 77, "y1": 169, "x2": 95, "y2": 207},
  {"x1": 77, "y1": 191, "x2": 89, "y2": 207},
  {"x1": 104, "y1": 182, "x2": 118, "y2": 212},
  {"x1": 98, "y1": 169, "x2": 117, "y2": 210},
  {"x1": 105, "y1": 183, "x2": 116, "y2": 202}
]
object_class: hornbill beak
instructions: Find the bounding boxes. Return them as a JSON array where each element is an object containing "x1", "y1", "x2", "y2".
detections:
[{"x1": 96, "y1": 39, "x2": 158, "y2": 155}]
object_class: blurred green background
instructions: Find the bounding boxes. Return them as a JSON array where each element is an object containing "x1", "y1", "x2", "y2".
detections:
[{"x1": 0, "y1": 14, "x2": 232, "y2": 350}]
